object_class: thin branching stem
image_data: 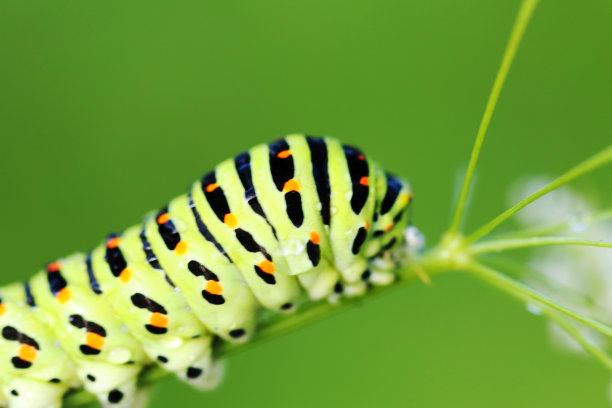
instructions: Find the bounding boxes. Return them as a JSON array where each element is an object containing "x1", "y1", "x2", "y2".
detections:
[
  {"x1": 470, "y1": 236, "x2": 612, "y2": 255},
  {"x1": 539, "y1": 308, "x2": 612, "y2": 372},
  {"x1": 467, "y1": 145, "x2": 612, "y2": 243},
  {"x1": 463, "y1": 262, "x2": 612, "y2": 338},
  {"x1": 493, "y1": 208, "x2": 612, "y2": 239},
  {"x1": 448, "y1": 0, "x2": 539, "y2": 235}
]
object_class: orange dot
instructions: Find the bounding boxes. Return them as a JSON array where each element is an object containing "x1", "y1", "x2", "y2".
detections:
[
  {"x1": 283, "y1": 179, "x2": 300, "y2": 193},
  {"x1": 384, "y1": 223, "x2": 394, "y2": 232},
  {"x1": 57, "y1": 288, "x2": 71, "y2": 304},
  {"x1": 106, "y1": 237, "x2": 121, "y2": 249},
  {"x1": 277, "y1": 150, "x2": 292, "y2": 159},
  {"x1": 310, "y1": 231, "x2": 320, "y2": 245},
  {"x1": 206, "y1": 183, "x2": 220, "y2": 193},
  {"x1": 85, "y1": 332, "x2": 105, "y2": 350},
  {"x1": 224, "y1": 213, "x2": 238, "y2": 229},
  {"x1": 157, "y1": 213, "x2": 171, "y2": 224},
  {"x1": 47, "y1": 262, "x2": 60, "y2": 273},
  {"x1": 0, "y1": 303, "x2": 5, "y2": 317},
  {"x1": 359, "y1": 176, "x2": 369, "y2": 186},
  {"x1": 174, "y1": 241, "x2": 188, "y2": 255},
  {"x1": 205, "y1": 280, "x2": 223, "y2": 295},
  {"x1": 258, "y1": 260, "x2": 275, "y2": 274},
  {"x1": 18, "y1": 344, "x2": 38, "y2": 362},
  {"x1": 358, "y1": 154, "x2": 366, "y2": 161},
  {"x1": 149, "y1": 312, "x2": 169, "y2": 328},
  {"x1": 119, "y1": 268, "x2": 133, "y2": 283},
  {"x1": 365, "y1": 220, "x2": 370, "y2": 231}
]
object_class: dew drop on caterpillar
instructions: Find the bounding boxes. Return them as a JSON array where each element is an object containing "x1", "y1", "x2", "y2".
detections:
[{"x1": 0, "y1": 135, "x2": 419, "y2": 408}]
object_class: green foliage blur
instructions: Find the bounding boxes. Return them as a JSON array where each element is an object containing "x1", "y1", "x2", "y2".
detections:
[{"x1": 1, "y1": 0, "x2": 611, "y2": 406}]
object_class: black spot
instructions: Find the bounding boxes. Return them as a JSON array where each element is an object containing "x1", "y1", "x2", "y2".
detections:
[
  {"x1": 373, "y1": 230, "x2": 384, "y2": 238},
  {"x1": 10, "y1": 390, "x2": 18, "y2": 396},
  {"x1": 80, "y1": 345, "x2": 101, "y2": 355},
  {"x1": 352, "y1": 227, "x2": 368, "y2": 254},
  {"x1": 145, "y1": 325, "x2": 168, "y2": 335},
  {"x1": 157, "y1": 356, "x2": 168, "y2": 363},
  {"x1": 186, "y1": 367, "x2": 203, "y2": 379},
  {"x1": 269, "y1": 139, "x2": 294, "y2": 191},
  {"x1": 334, "y1": 282, "x2": 344, "y2": 294},
  {"x1": 361, "y1": 269, "x2": 372, "y2": 281},
  {"x1": 49, "y1": 378, "x2": 61, "y2": 383},
  {"x1": 2, "y1": 326, "x2": 18, "y2": 340},
  {"x1": 130, "y1": 293, "x2": 167, "y2": 314},
  {"x1": 382, "y1": 237, "x2": 398, "y2": 251},
  {"x1": 86, "y1": 374, "x2": 96, "y2": 382},
  {"x1": 68, "y1": 314, "x2": 85, "y2": 329},
  {"x1": 254, "y1": 265, "x2": 276, "y2": 285},
  {"x1": 11, "y1": 357, "x2": 31, "y2": 369},
  {"x1": 229, "y1": 329, "x2": 246, "y2": 338},
  {"x1": 306, "y1": 137, "x2": 331, "y2": 225},
  {"x1": 235, "y1": 228, "x2": 260, "y2": 252},
  {"x1": 189, "y1": 194, "x2": 231, "y2": 261},
  {"x1": 108, "y1": 389, "x2": 124, "y2": 404},
  {"x1": 202, "y1": 291, "x2": 225, "y2": 305},
  {"x1": 381, "y1": 174, "x2": 402, "y2": 215},
  {"x1": 156, "y1": 207, "x2": 182, "y2": 251},
  {"x1": 85, "y1": 253, "x2": 103, "y2": 295},
  {"x1": 343, "y1": 145, "x2": 369, "y2": 214},
  {"x1": 24, "y1": 282, "x2": 36, "y2": 306},
  {"x1": 201, "y1": 172, "x2": 231, "y2": 222},
  {"x1": 281, "y1": 302, "x2": 293, "y2": 310},
  {"x1": 285, "y1": 191, "x2": 304, "y2": 227},
  {"x1": 306, "y1": 240, "x2": 320, "y2": 266}
]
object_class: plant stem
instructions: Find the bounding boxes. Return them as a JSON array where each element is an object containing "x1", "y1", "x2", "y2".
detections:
[
  {"x1": 493, "y1": 208, "x2": 612, "y2": 239},
  {"x1": 539, "y1": 308, "x2": 612, "y2": 371},
  {"x1": 469, "y1": 236, "x2": 612, "y2": 255},
  {"x1": 447, "y1": 0, "x2": 539, "y2": 235},
  {"x1": 467, "y1": 144, "x2": 612, "y2": 243},
  {"x1": 463, "y1": 262, "x2": 612, "y2": 338}
]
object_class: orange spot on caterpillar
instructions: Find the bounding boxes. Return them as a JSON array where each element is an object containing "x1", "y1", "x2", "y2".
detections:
[
  {"x1": 358, "y1": 154, "x2": 366, "y2": 161},
  {"x1": 277, "y1": 150, "x2": 292, "y2": 159},
  {"x1": 85, "y1": 332, "x2": 105, "y2": 350},
  {"x1": 149, "y1": 312, "x2": 169, "y2": 328},
  {"x1": 283, "y1": 179, "x2": 300, "y2": 193},
  {"x1": 257, "y1": 260, "x2": 275, "y2": 274},
  {"x1": 359, "y1": 176, "x2": 369, "y2": 186},
  {"x1": 106, "y1": 237, "x2": 121, "y2": 249},
  {"x1": 310, "y1": 231, "x2": 320, "y2": 245},
  {"x1": 57, "y1": 288, "x2": 71, "y2": 304},
  {"x1": 385, "y1": 223, "x2": 394, "y2": 232},
  {"x1": 119, "y1": 268, "x2": 133, "y2": 283},
  {"x1": 365, "y1": 220, "x2": 370, "y2": 231},
  {"x1": 46, "y1": 262, "x2": 60, "y2": 273},
  {"x1": 224, "y1": 213, "x2": 238, "y2": 229},
  {"x1": 0, "y1": 303, "x2": 6, "y2": 317},
  {"x1": 206, "y1": 183, "x2": 220, "y2": 193},
  {"x1": 157, "y1": 213, "x2": 171, "y2": 224},
  {"x1": 174, "y1": 241, "x2": 188, "y2": 255},
  {"x1": 18, "y1": 344, "x2": 37, "y2": 362},
  {"x1": 205, "y1": 280, "x2": 223, "y2": 295}
]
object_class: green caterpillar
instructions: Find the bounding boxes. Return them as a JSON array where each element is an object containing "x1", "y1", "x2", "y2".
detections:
[{"x1": 0, "y1": 135, "x2": 414, "y2": 408}]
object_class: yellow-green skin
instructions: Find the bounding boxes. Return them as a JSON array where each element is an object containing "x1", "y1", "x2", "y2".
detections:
[{"x1": 0, "y1": 135, "x2": 412, "y2": 408}]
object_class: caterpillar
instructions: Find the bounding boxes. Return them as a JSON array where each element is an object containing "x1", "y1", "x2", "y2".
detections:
[{"x1": 0, "y1": 134, "x2": 415, "y2": 408}]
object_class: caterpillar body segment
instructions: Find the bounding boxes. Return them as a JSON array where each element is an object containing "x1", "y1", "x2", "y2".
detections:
[
  {"x1": 0, "y1": 285, "x2": 78, "y2": 408},
  {"x1": 143, "y1": 197, "x2": 259, "y2": 341},
  {"x1": 0, "y1": 135, "x2": 415, "y2": 408}
]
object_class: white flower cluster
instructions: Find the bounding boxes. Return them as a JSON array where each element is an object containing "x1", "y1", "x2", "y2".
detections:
[{"x1": 508, "y1": 176, "x2": 612, "y2": 397}]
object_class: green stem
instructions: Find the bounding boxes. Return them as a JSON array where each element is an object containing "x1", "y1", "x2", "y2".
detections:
[
  {"x1": 539, "y1": 308, "x2": 612, "y2": 371},
  {"x1": 448, "y1": 0, "x2": 539, "y2": 234},
  {"x1": 470, "y1": 236, "x2": 612, "y2": 255},
  {"x1": 463, "y1": 262, "x2": 612, "y2": 338},
  {"x1": 493, "y1": 208, "x2": 612, "y2": 239},
  {"x1": 467, "y1": 144, "x2": 612, "y2": 243}
]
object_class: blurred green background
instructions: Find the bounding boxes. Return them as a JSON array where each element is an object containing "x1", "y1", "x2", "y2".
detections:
[{"x1": 1, "y1": 0, "x2": 611, "y2": 406}]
